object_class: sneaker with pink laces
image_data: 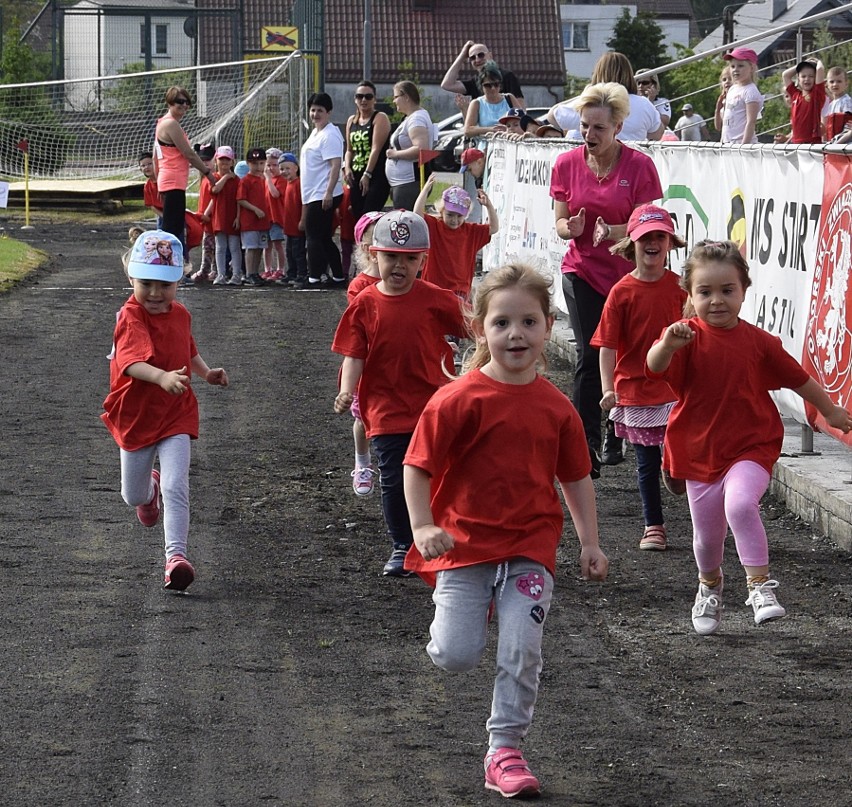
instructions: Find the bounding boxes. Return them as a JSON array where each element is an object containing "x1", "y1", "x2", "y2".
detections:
[
  {"x1": 484, "y1": 748, "x2": 540, "y2": 799},
  {"x1": 351, "y1": 465, "x2": 377, "y2": 496},
  {"x1": 269, "y1": 270, "x2": 285, "y2": 282},
  {"x1": 164, "y1": 555, "x2": 195, "y2": 591},
  {"x1": 136, "y1": 470, "x2": 160, "y2": 527}
]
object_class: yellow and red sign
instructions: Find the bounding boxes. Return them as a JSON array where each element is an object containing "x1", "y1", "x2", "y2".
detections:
[{"x1": 261, "y1": 26, "x2": 298, "y2": 51}]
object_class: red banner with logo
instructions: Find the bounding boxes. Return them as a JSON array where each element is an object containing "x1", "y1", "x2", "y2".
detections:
[{"x1": 801, "y1": 152, "x2": 852, "y2": 445}]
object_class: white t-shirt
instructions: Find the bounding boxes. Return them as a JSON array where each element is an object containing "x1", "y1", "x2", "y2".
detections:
[
  {"x1": 674, "y1": 113, "x2": 706, "y2": 141},
  {"x1": 385, "y1": 108, "x2": 433, "y2": 187},
  {"x1": 655, "y1": 96, "x2": 672, "y2": 123},
  {"x1": 618, "y1": 94, "x2": 663, "y2": 141},
  {"x1": 721, "y1": 83, "x2": 764, "y2": 144},
  {"x1": 300, "y1": 123, "x2": 344, "y2": 204},
  {"x1": 553, "y1": 102, "x2": 581, "y2": 139},
  {"x1": 822, "y1": 93, "x2": 852, "y2": 116}
]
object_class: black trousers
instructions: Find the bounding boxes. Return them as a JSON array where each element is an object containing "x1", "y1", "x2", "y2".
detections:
[{"x1": 304, "y1": 196, "x2": 343, "y2": 281}]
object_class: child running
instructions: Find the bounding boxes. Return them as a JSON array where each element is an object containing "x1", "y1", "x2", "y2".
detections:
[
  {"x1": 591, "y1": 204, "x2": 687, "y2": 551},
  {"x1": 346, "y1": 210, "x2": 384, "y2": 496},
  {"x1": 646, "y1": 240, "x2": 852, "y2": 635},
  {"x1": 332, "y1": 210, "x2": 465, "y2": 577},
  {"x1": 102, "y1": 230, "x2": 229, "y2": 591},
  {"x1": 720, "y1": 47, "x2": 764, "y2": 144},
  {"x1": 403, "y1": 263, "x2": 607, "y2": 798},
  {"x1": 413, "y1": 177, "x2": 498, "y2": 299}
]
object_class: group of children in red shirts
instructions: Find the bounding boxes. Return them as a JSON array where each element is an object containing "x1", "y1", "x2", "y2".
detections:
[{"x1": 780, "y1": 58, "x2": 852, "y2": 144}]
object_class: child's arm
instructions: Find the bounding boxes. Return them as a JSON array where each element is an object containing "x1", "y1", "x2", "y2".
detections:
[
  {"x1": 599, "y1": 346, "x2": 617, "y2": 411},
  {"x1": 479, "y1": 190, "x2": 499, "y2": 234},
  {"x1": 558, "y1": 476, "x2": 608, "y2": 581},
  {"x1": 265, "y1": 171, "x2": 282, "y2": 198},
  {"x1": 646, "y1": 321, "x2": 694, "y2": 373},
  {"x1": 237, "y1": 199, "x2": 265, "y2": 219},
  {"x1": 191, "y1": 353, "x2": 229, "y2": 387},
  {"x1": 714, "y1": 91, "x2": 726, "y2": 132},
  {"x1": 795, "y1": 377, "x2": 852, "y2": 433},
  {"x1": 404, "y1": 465, "x2": 455, "y2": 560},
  {"x1": 815, "y1": 59, "x2": 826, "y2": 85},
  {"x1": 211, "y1": 172, "x2": 232, "y2": 194},
  {"x1": 413, "y1": 176, "x2": 435, "y2": 217},
  {"x1": 781, "y1": 65, "x2": 797, "y2": 91},
  {"x1": 334, "y1": 356, "x2": 364, "y2": 412},
  {"x1": 125, "y1": 362, "x2": 190, "y2": 395}
]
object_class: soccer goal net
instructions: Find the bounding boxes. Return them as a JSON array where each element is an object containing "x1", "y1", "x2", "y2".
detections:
[{"x1": 0, "y1": 52, "x2": 309, "y2": 183}]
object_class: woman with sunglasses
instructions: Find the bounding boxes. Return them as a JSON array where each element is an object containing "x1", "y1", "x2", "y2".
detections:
[
  {"x1": 589, "y1": 53, "x2": 664, "y2": 142},
  {"x1": 463, "y1": 63, "x2": 520, "y2": 149},
  {"x1": 635, "y1": 70, "x2": 671, "y2": 128},
  {"x1": 385, "y1": 81, "x2": 435, "y2": 210},
  {"x1": 153, "y1": 86, "x2": 215, "y2": 253},
  {"x1": 344, "y1": 80, "x2": 391, "y2": 218}
]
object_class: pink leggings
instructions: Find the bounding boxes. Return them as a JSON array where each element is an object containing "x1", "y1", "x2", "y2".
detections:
[{"x1": 686, "y1": 460, "x2": 771, "y2": 573}]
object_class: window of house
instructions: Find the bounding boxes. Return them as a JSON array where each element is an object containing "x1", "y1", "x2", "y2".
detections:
[
  {"x1": 140, "y1": 23, "x2": 169, "y2": 56},
  {"x1": 562, "y1": 21, "x2": 590, "y2": 51}
]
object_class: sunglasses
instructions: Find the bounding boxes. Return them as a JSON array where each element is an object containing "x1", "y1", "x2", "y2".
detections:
[
  {"x1": 173, "y1": 98, "x2": 191, "y2": 106},
  {"x1": 355, "y1": 93, "x2": 374, "y2": 100},
  {"x1": 481, "y1": 82, "x2": 500, "y2": 89},
  {"x1": 469, "y1": 52, "x2": 487, "y2": 61},
  {"x1": 636, "y1": 80, "x2": 656, "y2": 86}
]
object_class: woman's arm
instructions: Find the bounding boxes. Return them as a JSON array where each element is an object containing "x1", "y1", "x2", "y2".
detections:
[
  {"x1": 343, "y1": 115, "x2": 355, "y2": 183},
  {"x1": 360, "y1": 113, "x2": 391, "y2": 195},
  {"x1": 554, "y1": 200, "x2": 585, "y2": 240},
  {"x1": 322, "y1": 156, "x2": 342, "y2": 209},
  {"x1": 388, "y1": 125, "x2": 430, "y2": 161},
  {"x1": 463, "y1": 100, "x2": 492, "y2": 138},
  {"x1": 157, "y1": 118, "x2": 213, "y2": 180}
]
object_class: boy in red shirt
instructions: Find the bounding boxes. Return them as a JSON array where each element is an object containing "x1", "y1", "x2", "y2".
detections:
[
  {"x1": 279, "y1": 152, "x2": 308, "y2": 287},
  {"x1": 263, "y1": 147, "x2": 288, "y2": 281},
  {"x1": 332, "y1": 210, "x2": 466, "y2": 576},
  {"x1": 782, "y1": 58, "x2": 826, "y2": 143},
  {"x1": 414, "y1": 178, "x2": 498, "y2": 299},
  {"x1": 237, "y1": 147, "x2": 270, "y2": 286},
  {"x1": 191, "y1": 143, "x2": 216, "y2": 282}
]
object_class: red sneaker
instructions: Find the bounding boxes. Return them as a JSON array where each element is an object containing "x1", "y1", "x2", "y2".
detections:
[
  {"x1": 484, "y1": 748, "x2": 540, "y2": 798},
  {"x1": 164, "y1": 555, "x2": 195, "y2": 591},
  {"x1": 136, "y1": 470, "x2": 160, "y2": 527}
]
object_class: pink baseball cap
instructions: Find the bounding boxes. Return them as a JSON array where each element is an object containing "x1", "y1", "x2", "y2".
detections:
[
  {"x1": 723, "y1": 47, "x2": 758, "y2": 65},
  {"x1": 627, "y1": 204, "x2": 676, "y2": 240},
  {"x1": 441, "y1": 186, "x2": 472, "y2": 216},
  {"x1": 354, "y1": 211, "x2": 384, "y2": 244},
  {"x1": 215, "y1": 145, "x2": 235, "y2": 160}
]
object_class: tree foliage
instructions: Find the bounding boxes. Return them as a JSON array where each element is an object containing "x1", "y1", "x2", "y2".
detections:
[{"x1": 606, "y1": 10, "x2": 668, "y2": 72}]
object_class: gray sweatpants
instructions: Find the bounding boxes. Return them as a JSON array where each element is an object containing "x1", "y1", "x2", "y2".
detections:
[
  {"x1": 120, "y1": 433, "x2": 191, "y2": 560},
  {"x1": 427, "y1": 559, "x2": 554, "y2": 750}
]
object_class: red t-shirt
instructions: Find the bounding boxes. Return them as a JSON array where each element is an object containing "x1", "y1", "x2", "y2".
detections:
[
  {"x1": 647, "y1": 318, "x2": 810, "y2": 482},
  {"x1": 267, "y1": 174, "x2": 288, "y2": 226},
  {"x1": 282, "y1": 177, "x2": 303, "y2": 237},
  {"x1": 421, "y1": 216, "x2": 492, "y2": 297},
  {"x1": 787, "y1": 81, "x2": 827, "y2": 144},
  {"x1": 331, "y1": 280, "x2": 466, "y2": 437},
  {"x1": 143, "y1": 178, "x2": 162, "y2": 212},
  {"x1": 346, "y1": 272, "x2": 380, "y2": 304},
  {"x1": 211, "y1": 173, "x2": 239, "y2": 236},
  {"x1": 550, "y1": 145, "x2": 663, "y2": 296},
  {"x1": 101, "y1": 296, "x2": 199, "y2": 451},
  {"x1": 237, "y1": 173, "x2": 270, "y2": 232},
  {"x1": 403, "y1": 369, "x2": 590, "y2": 583},
  {"x1": 197, "y1": 176, "x2": 213, "y2": 233},
  {"x1": 591, "y1": 271, "x2": 686, "y2": 406}
]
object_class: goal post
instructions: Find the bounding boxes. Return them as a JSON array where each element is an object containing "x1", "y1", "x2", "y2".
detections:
[{"x1": 0, "y1": 52, "x2": 309, "y2": 184}]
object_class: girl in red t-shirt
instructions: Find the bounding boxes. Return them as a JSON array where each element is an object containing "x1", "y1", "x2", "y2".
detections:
[
  {"x1": 209, "y1": 146, "x2": 243, "y2": 285},
  {"x1": 591, "y1": 204, "x2": 686, "y2": 552},
  {"x1": 102, "y1": 230, "x2": 229, "y2": 591},
  {"x1": 402, "y1": 264, "x2": 608, "y2": 800},
  {"x1": 647, "y1": 240, "x2": 852, "y2": 636}
]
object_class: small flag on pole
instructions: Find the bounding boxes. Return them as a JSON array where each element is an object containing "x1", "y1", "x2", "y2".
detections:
[
  {"x1": 16, "y1": 139, "x2": 29, "y2": 154},
  {"x1": 418, "y1": 148, "x2": 441, "y2": 164}
]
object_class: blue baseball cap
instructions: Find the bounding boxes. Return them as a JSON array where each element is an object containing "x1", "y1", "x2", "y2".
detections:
[{"x1": 127, "y1": 230, "x2": 183, "y2": 282}]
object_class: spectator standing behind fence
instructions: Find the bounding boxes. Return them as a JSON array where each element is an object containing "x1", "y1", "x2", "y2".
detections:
[
  {"x1": 153, "y1": 87, "x2": 215, "y2": 254},
  {"x1": 674, "y1": 103, "x2": 710, "y2": 141},
  {"x1": 635, "y1": 71, "x2": 671, "y2": 128},
  {"x1": 385, "y1": 82, "x2": 434, "y2": 211},
  {"x1": 589, "y1": 52, "x2": 664, "y2": 141},
  {"x1": 441, "y1": 41, "x2": 525, "y2": 114},
  {"x1": 719, "y1": 48, "x2": 763, "y2": 144},
  {"x1": 344, "y1": 80, "x2": 391, "y2": 219},
  {"x1": 822, "y1": 66, "x2": 852, "y2": 140},
  {"x1": 550, "y1": 82, "x2": 663, "y2": 479},
  {"x1": 782, "y1": 58, "x2": 826, "y2": 144},
  {"x1": 463, "y1": 63, "x2": 520, "y2": 151},
  {"x1": 646, "y1": 240, "x2": 852, "y2": 636}
]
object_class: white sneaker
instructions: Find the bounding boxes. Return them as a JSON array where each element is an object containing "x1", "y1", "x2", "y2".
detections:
[
  {"x1": 226, "y1": 275, "x2": 244, "y2": 286},
  {"x1": 745, "y1": 579, "x2": 786, "y2": 625},
  {"x1": 692, "y1": 576, "x2": 723, "y2": 635},
  {"x1": 351, "y1": 465, "x2": 377, "y2": 496}
]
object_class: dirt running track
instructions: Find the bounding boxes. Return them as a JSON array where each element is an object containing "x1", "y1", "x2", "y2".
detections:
[{"x1": 1, "y1": 218, "x2": 850, "y2": 807}]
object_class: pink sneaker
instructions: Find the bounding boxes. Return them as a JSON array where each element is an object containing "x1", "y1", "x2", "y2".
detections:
[
  {"x1": 269, "y1": 270, "x2": 285, "y2": 282},
  {"x1": 164, "y1": 555, "x2": 195, "y2": 591},
  {"x1": 136, "y1": 470, "x2": 160, "y2": 527},
  {"x1": 261, "y1": 270, "x2": 275, "y2": 280},
  {"x1": 484, "y1": 748, "x2": 540, "y2": 798},
  {"x1": 351, "y1": 465, "x2": 377, "y2": 496}
]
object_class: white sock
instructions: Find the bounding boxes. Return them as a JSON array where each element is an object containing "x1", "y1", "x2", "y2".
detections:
[{"x1": 355, "y1": 452, "x2": 371, "y2": 469}]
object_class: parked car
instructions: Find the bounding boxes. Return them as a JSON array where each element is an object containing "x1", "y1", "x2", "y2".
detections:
[{"x1": 430, "y1": 107, "x2": 551, "y2": 171}]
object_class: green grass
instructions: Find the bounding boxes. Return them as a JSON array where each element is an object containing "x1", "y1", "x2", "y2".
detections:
[{"x1": 0, "y1": 235, "x2": 49, "y2": 292}]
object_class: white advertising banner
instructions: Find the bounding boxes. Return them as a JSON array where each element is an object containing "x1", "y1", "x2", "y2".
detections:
[{"x1": 482, "y1": 139, "x2": 840, "y2": 429}]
